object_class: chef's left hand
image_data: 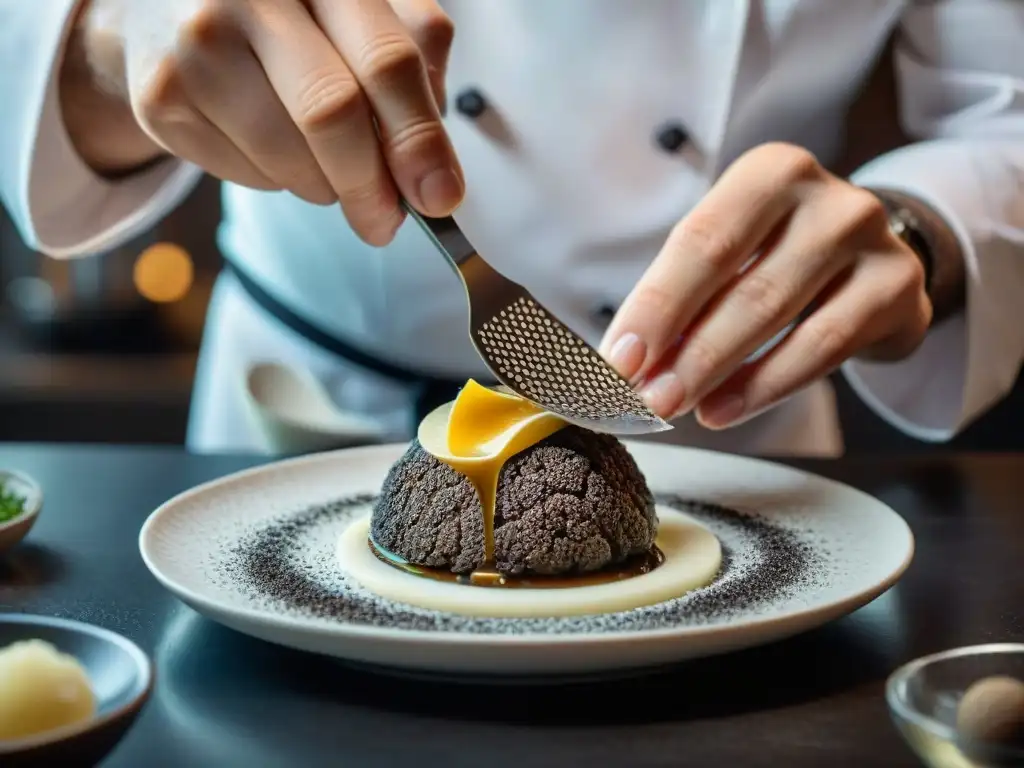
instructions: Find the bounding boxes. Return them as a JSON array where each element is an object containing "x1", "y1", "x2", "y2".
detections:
[{"x1": 600, "y1": 142, "x2": 932, "y2": 429}]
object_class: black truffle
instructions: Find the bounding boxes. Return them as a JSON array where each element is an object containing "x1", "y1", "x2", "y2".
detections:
[
  {"x1": 957, "y1": 675, "x2": 1024, "y2": 750},
  {"x1": 370, "y1": 427, "x2": 657, "y2": 576}
]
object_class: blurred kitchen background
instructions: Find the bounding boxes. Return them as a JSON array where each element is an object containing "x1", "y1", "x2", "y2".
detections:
[{"x1": 0, "y1": 177, "x2": 221, "y2": 445}]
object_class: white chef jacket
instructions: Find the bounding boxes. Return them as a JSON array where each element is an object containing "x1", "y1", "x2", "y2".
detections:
[{"x1": 2, "y1": 0, "x2": 1024, "y2": 456}]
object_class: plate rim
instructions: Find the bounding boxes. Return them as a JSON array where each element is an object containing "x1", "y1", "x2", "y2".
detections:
[{"x1": 139, "y1": 442, "x2": 915, "y2": 646}]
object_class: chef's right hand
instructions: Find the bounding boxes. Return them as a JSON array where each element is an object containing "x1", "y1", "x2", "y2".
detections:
[{"x1": 68, "y1": 0, "x2": 463, "y2": 245}]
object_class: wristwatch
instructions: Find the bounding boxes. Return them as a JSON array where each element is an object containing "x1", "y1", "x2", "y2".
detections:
[
  {"x1": 868, "y1": 187, "x2": 966, "y2": 324},
  {"x1": 879, "y1": 196, "x2": 935, "y2": 294}
]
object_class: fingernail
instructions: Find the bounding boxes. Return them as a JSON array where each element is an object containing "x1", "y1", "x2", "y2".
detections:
[
  {"x1": 640, "y1": 371, "x2": 684, "y2": 416},
  {"x1": 603, "y1": 333, "x2": 646, "y2": 381},
  {"x1": 418, "y1": 167, "x2": 463, "y2": 215},
  {"x1": 698, "y1": 394, "x2": 746, "y2": 429}
]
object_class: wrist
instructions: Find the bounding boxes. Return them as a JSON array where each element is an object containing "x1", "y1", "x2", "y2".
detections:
[
  {"x1": 59, "y1": 1, "x2": 164, "y2": 177},
  {"x1": 867, "y1": 187, "x2": 967, "y2": 325}
]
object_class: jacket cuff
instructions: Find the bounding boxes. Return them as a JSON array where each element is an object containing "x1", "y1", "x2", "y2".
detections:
[
  {"x1": 843, "y1": 139, "x2": 1024, "y2": 441},
  {"x1": 10, "y1": 0, "x2": 202, "y2": 258}
]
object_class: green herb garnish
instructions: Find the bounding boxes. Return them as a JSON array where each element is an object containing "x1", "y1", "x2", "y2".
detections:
[{"x1": 0, "y1": 481, "x2": 26, "y2": 523}]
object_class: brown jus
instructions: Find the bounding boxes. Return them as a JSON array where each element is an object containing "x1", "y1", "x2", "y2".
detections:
[{"x1": 369, "y1": 537, "x2": 664, "y2": 589}]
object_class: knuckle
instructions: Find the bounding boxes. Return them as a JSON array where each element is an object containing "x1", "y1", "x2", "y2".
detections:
[
  {"x1": 741, "y1": 142, "x2": 819, "y2": 181},
  {"x1": 673, "y1": 212, "x2": 736, "y2": 268},
  {"x1": 289, "y1": 169, "x2": 337, "y2": 205},
  {"x1": 179, "y1": 3, "x2": 237, "y2": 53},
  {"x1": 257, "y1": 150, "x2": 335, "y2": 203},
  {"x1": 806, "y1": 318, "x2": 852, "y2": 364},
  {"x1": 778, "y1": 144, "x2": 821, "y2": 182},
  {"x1": 385, "y1": 118, "x2": 449, "y2": 162},
  {"x1": 357, "y1": 32, "x2": 423, "y2": 84},
  {"x1": 416, "y1": 9, "x2": 455, "y2": 53},
  {"x1": 338, "y1": 180, "x2": 401, "y2": 244},
  {"x1": 294, "y1": 70, "x2": 366, "y2": 136},
  {"x1": 901, "y1": 298, "x2": 932, "y2": 348},
  {"x1": 294, "y1": 184, "x2": 338, "y2": 206},
  {"x1": 838, "y1": 188, "x2": 888, "y2": 240},
  {"x1": 866, "y1": 254, "x2": 926, "y2": 310},
  {"x1": 244, "y1": 0, "x2": 287, "y2": 27},
  {"x1": 136, "y1": 66, "x2": 189, "y2": 125},
  {"x1": 888, "y1": 258, "x2": 927, "y2": 304},
  {"x1": 900, "y1": 254, "x2": 926, "y2": 290},
  {"x1": 338, "y1": 177, "x2": 394, "y2": 215},
  {"x1": 915, "y1": 297, "x2": 934, "y2": 338},
  {"x1": 680, "y1": 335, "x2": 722, "y2": 385},
  {"x1": 745, "y1": 141, "x2": 793, "y2": 160},
  {"x1": 733, "y1": 270, "x2": 789, "y2": 327}
]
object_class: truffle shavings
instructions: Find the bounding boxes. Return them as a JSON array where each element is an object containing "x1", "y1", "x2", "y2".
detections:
[{"x1": 221, "y1": 494, "x2": 829, "y2": 635}]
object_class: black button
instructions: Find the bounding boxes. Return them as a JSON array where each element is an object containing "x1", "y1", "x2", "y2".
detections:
[
  {"x1": 455, "y1": 88, "x2": 488, "y2": 119},
  {"x1": 655, "y1": 122, "x2": 689, "y2": 153},
  {"x1": 595, "y1": 304, "x2": 618, "y2": 324}
]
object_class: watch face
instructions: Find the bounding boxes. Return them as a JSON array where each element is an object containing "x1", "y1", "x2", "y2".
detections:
[
  {"x1": 889, "y1": 208, "x2": 923, "y2": 249},
  {"x1": 893, "y1": 211, "x2": 933, "y2": 290},
  {"x1": 872, "y1": 191, "x2": 941, "y2": 297}
]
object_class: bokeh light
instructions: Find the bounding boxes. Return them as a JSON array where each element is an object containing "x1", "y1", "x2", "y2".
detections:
[{"x1": 133, "y1": 242, "x2": 194, "y2": 303}]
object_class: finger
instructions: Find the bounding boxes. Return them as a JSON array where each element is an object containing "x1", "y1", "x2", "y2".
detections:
[
  {"x1": 130, "y1": 56, "x2": 277, "y2": 191},
  {"x1": 638, "y1": 183, "x2": 878, "y2": 418},
  {"x1": 601, "y1": 145, "x2": 816, "y2": 383},
  {"x1": 389, "y1": 0, "x2": 455, "y2": 114},
  {"x1": 174, "y1": 29, "x2": 336, "y2": 205},
  {"x1": 246, "y1": 1, "x2": 403, "y2": 245},
  {"x1": 694, "y1": 256, "x2": 930, "y2": 430},
  {"x1": 310, "y1": 0, "x2": 463, "y2": 215}
]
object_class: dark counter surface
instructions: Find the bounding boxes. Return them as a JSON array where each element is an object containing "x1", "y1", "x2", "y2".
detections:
[{"x1": 0, "y1": 444, "x2": 1021, "y2": 767}]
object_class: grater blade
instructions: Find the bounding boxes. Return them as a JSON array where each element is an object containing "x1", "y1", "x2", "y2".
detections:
[
  {"x1": 471, "y1": 293, "x2": 672, "y2": 435},
  {"x1": 404, "y1": 204, "x2": 672, "y2": 435}
]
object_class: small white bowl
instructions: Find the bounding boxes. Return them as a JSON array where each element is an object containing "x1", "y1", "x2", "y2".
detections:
[
  {"x1": 244, "y1": 362, "x2": 388, "y2": 455},
  {"x1": 0, "y1": 470, "x2": 42, "y2": 556}
]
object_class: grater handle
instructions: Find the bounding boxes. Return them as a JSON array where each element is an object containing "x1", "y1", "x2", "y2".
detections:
[{"x1": 401, "y1": 201, "x2": 479, "y2": 275}]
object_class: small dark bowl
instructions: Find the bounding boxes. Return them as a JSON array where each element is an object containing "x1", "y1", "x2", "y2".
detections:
[
  {"x1": 0, "y1": 470, "x2": 43, "y2": 555},
  {"x1": 0, "y1": 615, "x2": 153, "y2": 768}
]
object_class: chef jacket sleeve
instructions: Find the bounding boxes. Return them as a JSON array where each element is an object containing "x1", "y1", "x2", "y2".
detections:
[
  {"x1": 842, "y1": 0, "x2": 1024, "y2": 442},
  {"x1": 0, "y1": 0, "x2": 202, "y2": 259}
]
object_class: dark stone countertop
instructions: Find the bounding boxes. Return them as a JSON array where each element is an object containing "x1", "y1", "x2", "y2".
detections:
[{"x1": 1, "y1": 444, "x2": 1021, "y2": 767}]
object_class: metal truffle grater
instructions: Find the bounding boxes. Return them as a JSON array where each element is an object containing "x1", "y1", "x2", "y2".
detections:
[{"x1": 404, "y1": 204, "x2": 672, "y2": 435}]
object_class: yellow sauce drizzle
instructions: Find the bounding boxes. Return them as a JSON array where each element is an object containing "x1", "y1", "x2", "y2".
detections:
[{"x1": 417, "y1": 380, "x2": 566, "y2": 566}]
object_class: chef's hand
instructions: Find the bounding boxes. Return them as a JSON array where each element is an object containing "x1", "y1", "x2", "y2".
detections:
[
  {"x1": 600, "y1": 142, "x2": 932, "y2": 429},
  {"x1": 62, "y1": 0, "x2": 462, "y2": 245}
]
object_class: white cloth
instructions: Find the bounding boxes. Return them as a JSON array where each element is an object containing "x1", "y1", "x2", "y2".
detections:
[{"x1": 3, "y1": 0, "x2": 1024, "y2": 455}]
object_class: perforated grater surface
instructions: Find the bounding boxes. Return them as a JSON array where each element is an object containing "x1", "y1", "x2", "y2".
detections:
[{"x1": 405, "y1": 205, "x2": 672, "y2": 435}]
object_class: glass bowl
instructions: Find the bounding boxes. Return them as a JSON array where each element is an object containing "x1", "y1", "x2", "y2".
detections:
[{"x1": 887, "y1": 643, "x2": 1024, "y2": 767}]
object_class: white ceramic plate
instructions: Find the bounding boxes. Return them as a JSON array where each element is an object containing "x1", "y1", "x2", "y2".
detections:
[{"x1": 139, "y1": 442, "x2": 914, "y2": 676}]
